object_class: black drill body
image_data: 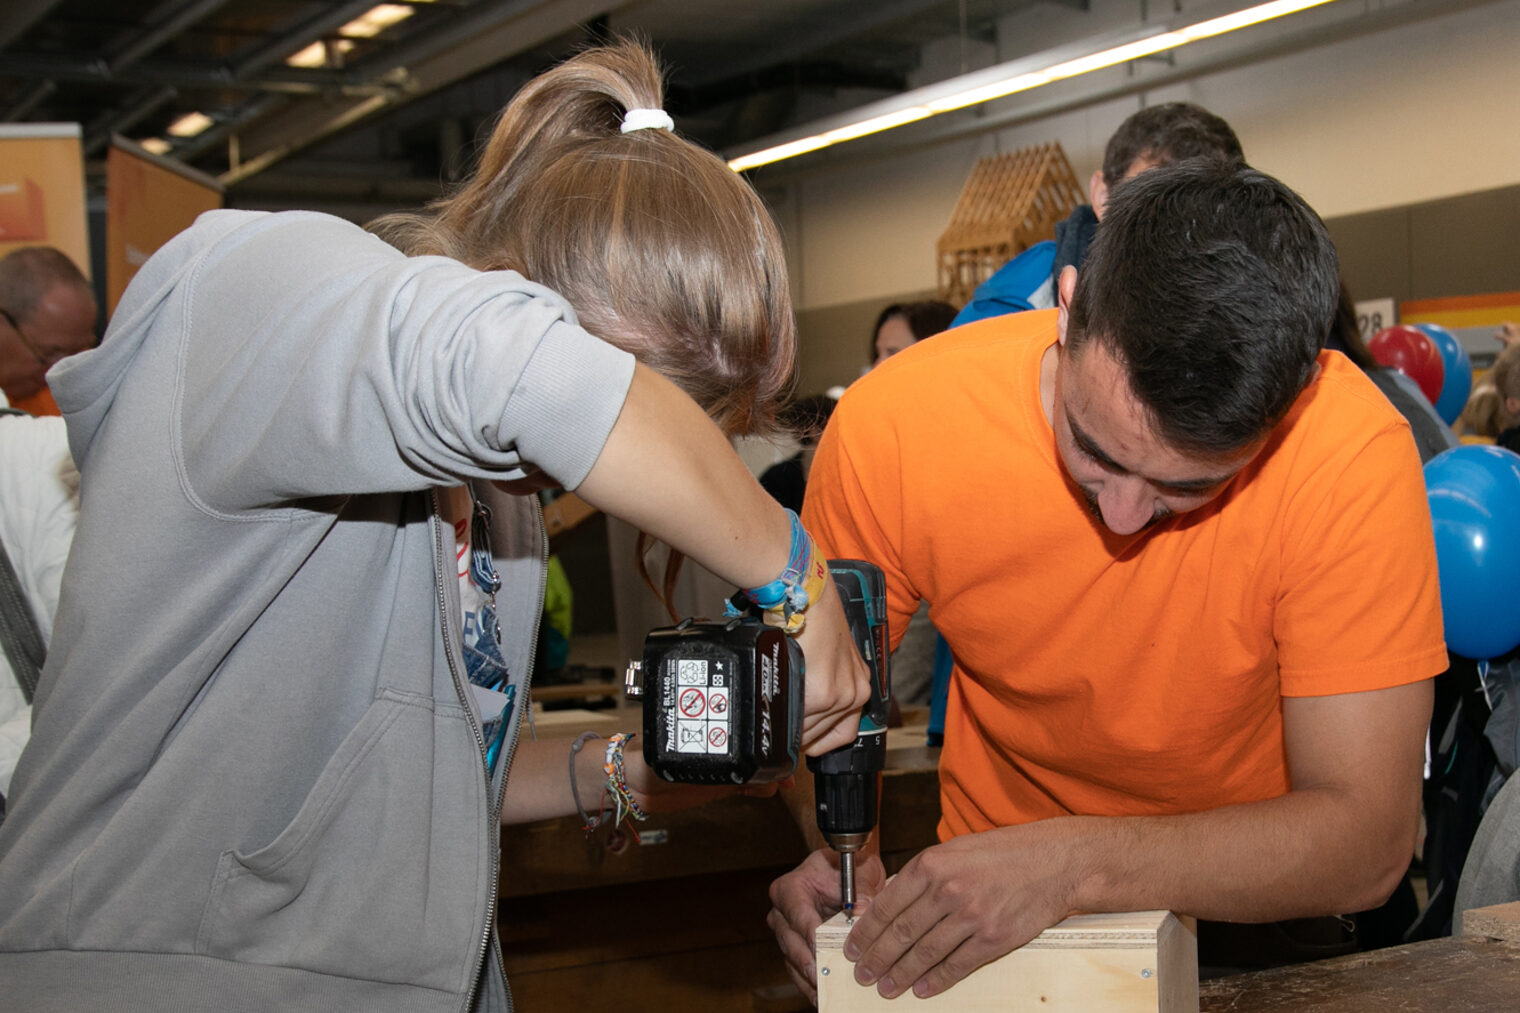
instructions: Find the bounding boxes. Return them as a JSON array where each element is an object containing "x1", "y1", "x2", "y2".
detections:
[{"x1": 630, "y1": 559, "x2": 890, "y2": 910}]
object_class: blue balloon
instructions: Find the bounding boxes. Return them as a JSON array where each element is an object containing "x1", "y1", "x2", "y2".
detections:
[
  {"x1": 1413, "y1": 322, "x2": 1473, "y2": 426},
  {"x1": 1424, "y1": 445, "x2": 1520, "y2": 660}
]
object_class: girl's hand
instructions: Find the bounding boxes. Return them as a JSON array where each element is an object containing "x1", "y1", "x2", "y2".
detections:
[{"x1": 793, "y1": 571, "x2": 873, "y2": 756}]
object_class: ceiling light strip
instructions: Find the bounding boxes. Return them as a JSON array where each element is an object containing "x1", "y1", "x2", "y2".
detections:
[{"x1": 727, "y1": 0, "x2": 1336, "y2": 172}]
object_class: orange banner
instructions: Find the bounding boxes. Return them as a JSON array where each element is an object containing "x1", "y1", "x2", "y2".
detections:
[
  {"x1": 106, "y1": 138, "x2": 223, "y2": 313},
  {"x1": 1400, "y1": 291, "x2": 1520, "y2": 330},
  {"x1": 0, "y1": 123, "x2": 90, "y2": 278}
]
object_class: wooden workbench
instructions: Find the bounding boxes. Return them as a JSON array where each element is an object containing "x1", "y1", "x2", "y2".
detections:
[{"x1": 1199, "y1": 934, "x2": 1520, "y2": 1011}]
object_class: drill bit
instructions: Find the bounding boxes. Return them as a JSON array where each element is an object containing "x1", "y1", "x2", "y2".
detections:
[{"x1": 840, "y1": 850, "x2": 856, "y2": 922}]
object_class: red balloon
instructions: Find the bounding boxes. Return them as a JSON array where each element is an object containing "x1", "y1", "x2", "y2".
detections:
[{"x1": 1369, "y1": 325, "x2": 1445, "y2": 404}]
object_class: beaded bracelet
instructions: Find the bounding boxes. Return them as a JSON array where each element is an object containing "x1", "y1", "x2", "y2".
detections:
[
  {"x1": 602, "y1": 732, "x2": 647, "y2": 827},
  {"x1": 725, "y1": 509, "x2": 828, "y2": 634},
  {"x1": 569, "y1": 731, "x2": 608, "y2": 832}
]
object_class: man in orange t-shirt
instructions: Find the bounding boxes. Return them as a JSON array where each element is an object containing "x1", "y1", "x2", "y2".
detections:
[
  {"x1": 0, "y1": 247, "x2": 98, "y2": 417},
  {"x1": 769, "y1": 163, "x2": 1444, "y2": 1003}
]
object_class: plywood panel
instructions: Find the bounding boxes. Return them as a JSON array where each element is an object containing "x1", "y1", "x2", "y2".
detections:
[{"x1": 815, "y1": 909, "x2": 1198, "y2": 1012}]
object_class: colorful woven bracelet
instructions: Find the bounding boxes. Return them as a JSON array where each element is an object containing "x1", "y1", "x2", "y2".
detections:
[
  {"x1": 726, "y1": 509, "x2": 828, "y2": 634},
  {"x1": 602, "y1": 732, "x2": 647, "y2": 827}
]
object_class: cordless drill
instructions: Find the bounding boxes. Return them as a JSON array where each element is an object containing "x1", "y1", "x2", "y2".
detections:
[
  {"x1": 627, "y1": 559, "x2": 891, "y2": 918},
  {"x1": 807, "y1": 560, "x2": 891, "y2": 921}
]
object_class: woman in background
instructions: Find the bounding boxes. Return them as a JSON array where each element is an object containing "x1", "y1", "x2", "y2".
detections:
[{"x1": 869, "y1": 299, "x2": 957, "y2": 369}]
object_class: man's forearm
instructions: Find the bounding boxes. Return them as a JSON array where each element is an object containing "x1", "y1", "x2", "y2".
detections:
[{"x1": 1060, "y1": 785, "x2": 1417, "y2": 922}]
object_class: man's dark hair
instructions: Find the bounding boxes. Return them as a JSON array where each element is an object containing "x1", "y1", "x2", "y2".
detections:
[
  {"x1": 0, "y1": 246, "x2": 92, "y2": 322},
  {"x1": 1067, "y1": 160, "x2": 1338, "y2": 455},
  {"x1": 1101, "y1": 103, "x2": 1244, "y2": 185},
  {"x1": 870, "y1": 299, "x2": 957, "y2": 359}
]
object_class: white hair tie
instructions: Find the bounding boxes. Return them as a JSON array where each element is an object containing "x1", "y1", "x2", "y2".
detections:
[{"x1": 621, "y1": 107, "x2": 674, "y2": 134}]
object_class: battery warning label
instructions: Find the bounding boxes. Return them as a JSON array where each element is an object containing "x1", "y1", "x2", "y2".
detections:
[
  {"x1": 671, "y1": 658, "x2": 731, "y2": 755},
  {"x1": 679, "y1": 687, "x2": 706, "y2": 717}
]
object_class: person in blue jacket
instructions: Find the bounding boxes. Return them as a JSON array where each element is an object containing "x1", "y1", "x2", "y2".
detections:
[{"x1": 952, "y1": 103, "x2": 1244, "y2": 327}]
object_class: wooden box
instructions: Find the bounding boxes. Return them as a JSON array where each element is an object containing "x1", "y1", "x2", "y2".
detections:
[{"x1": 817, "y1": 909, "x2": 1197, "y2": 1012}]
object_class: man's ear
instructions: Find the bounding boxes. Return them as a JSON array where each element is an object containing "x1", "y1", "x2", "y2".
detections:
[
  {"x1": 1505, "y1": 395, "x2": 1520, "y2": 422},
  {"x1": 1056, "y1": 266, "x2": 1078, "y2": 348},
  {"x1": 1088, "y1": 168, "x2": 1110, "y2": 220}
]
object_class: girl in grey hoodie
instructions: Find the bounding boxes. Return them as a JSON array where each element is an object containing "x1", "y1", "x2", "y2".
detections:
[{"x1": 0, "y1": 40, "x2": 869, "y2": 1013}]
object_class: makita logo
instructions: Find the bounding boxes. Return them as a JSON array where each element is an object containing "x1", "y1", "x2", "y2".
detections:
[{"x1": 759, "y1": 641, "x2": 780, "y2": 755}]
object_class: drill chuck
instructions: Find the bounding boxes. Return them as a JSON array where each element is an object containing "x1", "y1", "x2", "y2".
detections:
[{"x1": 813, "y1": 769, "x2": 879, "y2": 840}]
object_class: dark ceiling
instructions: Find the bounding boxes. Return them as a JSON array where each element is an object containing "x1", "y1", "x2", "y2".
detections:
[{"x1": 0, "y1": 0, "x2": 1033, "y2": 198}]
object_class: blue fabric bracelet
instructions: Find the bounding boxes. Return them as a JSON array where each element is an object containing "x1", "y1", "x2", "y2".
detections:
[{"x1": 726, "y1": 510, "x2": 827, "y2": 632}]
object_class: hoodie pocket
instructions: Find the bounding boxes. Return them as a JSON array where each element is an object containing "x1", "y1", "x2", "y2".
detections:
[{"x1": 195, "y1": 689, "x2": 488, "y2": 993}]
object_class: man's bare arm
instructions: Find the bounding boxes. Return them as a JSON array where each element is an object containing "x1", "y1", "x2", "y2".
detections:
[{"x1": 839, "y1": 679, "x2": 1432, "y2": 999}]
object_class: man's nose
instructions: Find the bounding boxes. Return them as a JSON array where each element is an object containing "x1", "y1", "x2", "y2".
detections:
[{"x1": 1098, "y1": 477, "x2": 1153, "y2": 536}]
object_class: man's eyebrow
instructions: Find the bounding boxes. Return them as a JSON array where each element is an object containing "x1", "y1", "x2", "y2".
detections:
[
  {"x1": 1152, "y1": 472, "x2": 1234, "y2": 494},
  {"x1": 1068, "y1": 412, "x2": 1126, "y2": 472},
  {"x1": 1067, "y1": 410, "x2": 1235, "y2": 493}
]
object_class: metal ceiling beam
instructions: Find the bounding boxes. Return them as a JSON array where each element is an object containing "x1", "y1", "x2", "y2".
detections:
[
  {"x1": 1, "y1": 79, "x2": 56, "y2": 122},
  {"x1": 106, "y1": 0, "x2": 237, "y2": 73},
  {"x1": 83, "y1": 85, "x2": 177, "y2": 153},
  {"x1": 0, "y1": 51, "x2": 387, "y2": 96},
  {"x1": 222, "y1": 0, "x2": 632, "y2": 187},
  {"x1": 174, "y1": 93, "x2": 290, "y2": 163},
  {"x1": 0, "y1": 0, "x2": 65, "y2": 51},
  {"x1": 230, "y1": 0, "x2": 387, "y2": 79}
]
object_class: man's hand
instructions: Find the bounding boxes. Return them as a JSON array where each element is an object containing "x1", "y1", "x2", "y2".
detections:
[
  {"x1": 767, "y1": 847, "x2": 886, "y2": 1005},
  {"x1": 840, "y1": 823, "x2": 1079, "y2": 1000}
]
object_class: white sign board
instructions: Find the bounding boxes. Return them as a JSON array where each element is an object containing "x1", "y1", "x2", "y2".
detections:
[{"x1": 1354, "y1": 298, "x2": 1397, "y2": 343}]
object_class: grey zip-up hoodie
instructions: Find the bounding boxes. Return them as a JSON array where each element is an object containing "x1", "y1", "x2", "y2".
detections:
[{"x1": 0, "y1": 210, "x2": 636, "y2": 1011}]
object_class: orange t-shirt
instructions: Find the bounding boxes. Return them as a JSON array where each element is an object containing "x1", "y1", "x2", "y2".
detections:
[
  {"x1": 11, "y1": 386, "x2": 60, "y2": 417},
  {"x1": 804, "y1": 310, "x2": 1447, "y2": 841}
]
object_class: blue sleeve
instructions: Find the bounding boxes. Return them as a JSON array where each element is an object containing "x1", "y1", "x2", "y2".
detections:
[{"x1": 950, "y1": 241, "x2": 1057, "y2": 327}]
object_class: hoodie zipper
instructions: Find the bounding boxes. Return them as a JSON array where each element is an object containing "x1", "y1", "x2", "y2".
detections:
[
  {"x1": 430, "y1": 489, "x2": 498, "y2": 1013},
  {"x1": 437, "y1": 487, "x2": 546, "y2": 1013}
]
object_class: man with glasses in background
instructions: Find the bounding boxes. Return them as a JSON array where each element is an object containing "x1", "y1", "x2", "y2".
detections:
[
  {"x1": 0, "y1": 247, "x2": 97, "y2": 416},
  {"x1": 0, "y1": 245, "x2": 89, "y2": 816}
]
